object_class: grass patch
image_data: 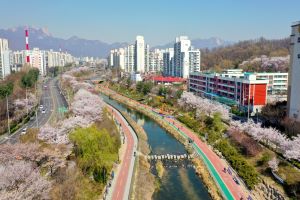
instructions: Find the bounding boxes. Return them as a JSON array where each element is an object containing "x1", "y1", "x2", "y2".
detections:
[
  {"x1": 278, "y1": 162, "x2": 300, "y2": 185},
  {"x1": 51, "y1": 166, "x2": 102, "y2": 200},
  {"x1": 155, "y1": 160, "x2": 165, "y2": 179}
]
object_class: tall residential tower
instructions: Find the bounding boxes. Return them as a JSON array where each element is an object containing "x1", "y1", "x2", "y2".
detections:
[
  {"x1": 288, "y1": 21, "x2": 300, "y2": 121},
  {"x1": 135, "y1": 36, "x2": 145, "y2": 73},
  {"x1": 173, "y1": 36, "x2": 201, "y2": 78},
  {"x1": 0, "y1": 38, "x2": 11, "y2": 79}
]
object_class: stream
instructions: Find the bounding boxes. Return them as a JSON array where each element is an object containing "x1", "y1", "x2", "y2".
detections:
[{"x1": 102, "y1": 95, "x2": 211, "y2": 200}]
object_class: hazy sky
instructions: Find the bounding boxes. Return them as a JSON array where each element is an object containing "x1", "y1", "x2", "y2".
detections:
[{"x1": 0, "y1": 0, "x2": 299, "y2": 45}]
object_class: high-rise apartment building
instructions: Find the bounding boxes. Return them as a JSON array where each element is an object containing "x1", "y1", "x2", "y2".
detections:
[
  {"x1": 125, "y1": 45, "x2": 135, "y2": 73},
  {"x1": 135, "y1": 35, "x2": 145, "y2": 73},
  {"x1": 174, "y1": 36, "x2": 191, "y2": 78},
  {"x1": 163, "y1": 48, "x2": 174, "y2": 76},
  {"x1": 189, "y1": 50, "x2": 201, "y2": 74},
  {"x1": 0, "y1": 38, "x2": 11, "y2": 79},
  {"x1": 144, "y1": 44, "x2": 150, "y2": 72},
  {"x1": 149, "y1": 49, "x2": 164, "y2": 73},
  {"x1": 288, "y1": 21, "x2": 300, "y2": 121},
  {"x1": 173, "y1": 36, "x2": 201, "y2": 78}
]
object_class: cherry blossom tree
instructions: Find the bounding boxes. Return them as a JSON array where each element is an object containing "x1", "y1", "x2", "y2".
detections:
[
  {"x1": 0, "y1": 160, "x2": 51, "y2": 200},
  {"x1": 282, "y1": 135, "x2": 300, "y2": 161},
  {"x1": 230, "y1": 119, "x2": 300, "y2": 161},
  {"x1": 0, "y1": 143, "x2": 41, "y2": 164},
  {"x1": 178, "y1": 91, "x2": 230, "y2": 119},
  {"x1": 38, "y1": 124, "x2": 68, "y2": 144},
  {"x1": 71, "y1": 89, "x2": 104, "y2": 121},
  {"x1": 14, "y1": 93, "x2": 37, "y2": 110}
]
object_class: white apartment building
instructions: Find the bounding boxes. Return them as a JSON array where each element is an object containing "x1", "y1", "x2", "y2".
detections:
[
  {"x1": 145, "y1": 44, "x2": 150, "y2": 72},
  {"x1": 27, "y1": 48, "x2": 46, "y2": 76},
  {"x1": 288, "y1": 21, "x2": 300, "y2": 121},
  {"x1": 118, "y1": 48, "x2": 125, "y2": 70},
  {"x1": 148, "y1": 49, "x2": 165, "y2": 73},
  {"x1": 12, "y1": 51, "x2": 25, "y2": 65},
  {"x1": 174, "y1": 36, "x2": 191, "y2": 78},
  {"x1": 189, "y1": 50, "x2": 201, "y2": 74},
  {"x1": 135, "y1": 35, "x2": 145, "y2": 73},
  {"x1": 0, "y1": 38, "x2": 11, "y2": 79},
  {"x1": 173, "y1": 36, "x2": 201, "y2": 78},
  {"x1": 218, "y1": 69, "x2": 288, "y2": 95},
  {"x1": 108, "y1": 50, "x2": 114, "y2": 67},
  {"x1": 108, "y1": 48, "x2": 125, "y2": 70},
  {"x1": 163, "y1": 48, "x2": 174, "y2": 76},
  {"x1": 125, "y1": 45, "x2": 135, "y2": 73},
  {"x1": 109, "y1": 36, "x2": 151, "y2": 74}
]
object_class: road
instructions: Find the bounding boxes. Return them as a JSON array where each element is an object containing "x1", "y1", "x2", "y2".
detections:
[
  {"x1": 0, "y1": 77, "x2": 68, "y2": 144},
  {"x1": 105, "y1": 104, "x2": 137, "y2": 200}
]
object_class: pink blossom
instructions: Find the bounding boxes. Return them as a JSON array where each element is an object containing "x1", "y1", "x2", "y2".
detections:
[{"x1": 178, "y1": 91, "x2": 230, "y2": 119}]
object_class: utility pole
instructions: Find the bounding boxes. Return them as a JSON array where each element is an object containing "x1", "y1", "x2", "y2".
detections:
[
  {"x1": 26, "y1": 87, "x2": 28, "y2": 116},
  {"x1": 35, "y1": 82, "x2": 39, "y2": 128},
  {"x1": 6, "y1": 94, "x2": 10, "y2": 135}
]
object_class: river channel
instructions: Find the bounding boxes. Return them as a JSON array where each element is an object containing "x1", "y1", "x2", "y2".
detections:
[{"x1": 102, "y1": 95, "x2": 211, "y2": 200}]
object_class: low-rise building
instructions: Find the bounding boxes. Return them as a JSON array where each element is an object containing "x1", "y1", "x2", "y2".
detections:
[{"x1": 189, "y1": 70, "x2": 269, "y2": 112}]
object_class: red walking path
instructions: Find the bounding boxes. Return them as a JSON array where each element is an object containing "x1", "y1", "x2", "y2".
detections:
[{"x1": 106, "y1": 105, "x2": 137, "y2": 200}]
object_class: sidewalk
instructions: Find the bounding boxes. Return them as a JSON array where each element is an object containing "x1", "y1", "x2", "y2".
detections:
[{"x1": 104, "y1": 104, "x2": 138, "y2": 200}]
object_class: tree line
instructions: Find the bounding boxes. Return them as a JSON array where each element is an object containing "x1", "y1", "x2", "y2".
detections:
[{"x1": 201, "y1": 37, "x2": 290, "y2": 72}]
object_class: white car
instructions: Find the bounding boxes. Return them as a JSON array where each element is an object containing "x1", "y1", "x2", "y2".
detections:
[
  {"x1": 21, "y1": 127, "x2": 27, "y2": 135},
  {"x1": 39, "y1": 105, "x2": 43, "y2": 109},
  {"x1": 42, "y1": 109, "x2": 46, "y2": 114}
]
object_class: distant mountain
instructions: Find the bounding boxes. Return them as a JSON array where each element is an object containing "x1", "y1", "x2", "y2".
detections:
[
  {"x1": 0, "y1": 26, "x2": 234, "y2": 58},
  {"x1": 0, "y1": 26, "x2": 128, "y2": 58},
  {"x1": 153, "y1": 37, "x2": 235, "y2": 50}
]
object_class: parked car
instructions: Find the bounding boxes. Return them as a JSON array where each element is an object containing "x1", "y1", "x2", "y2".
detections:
[
  {"x1": 39, "y1": 105, "x2": 43, "y2": 109},
  {"x1": 42, "y1": 109, "x2": 46, "y2": 114}
]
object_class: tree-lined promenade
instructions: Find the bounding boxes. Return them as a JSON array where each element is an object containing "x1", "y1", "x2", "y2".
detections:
[{"x1": 96, "y1": 83, "x2": 250, "y2": 200}]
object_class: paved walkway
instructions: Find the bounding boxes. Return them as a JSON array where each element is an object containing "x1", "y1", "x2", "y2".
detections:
[
  {"x1": 166, "y1": 118, "x2": 247, "y2": 200},
  {"x1": 105, "y1": 104, "x2": 138, "y2": 200},
  {"x1": 98, "y1": 85, "x2": 250, "y2": 200}
]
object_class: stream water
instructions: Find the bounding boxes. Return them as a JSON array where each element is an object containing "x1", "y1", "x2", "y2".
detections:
[{"x1": 102, "y1": 95, "x2": 211, "y2": 200}]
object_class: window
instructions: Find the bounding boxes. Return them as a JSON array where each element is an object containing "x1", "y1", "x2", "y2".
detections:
[
  {"x1": 298, "y1": 54, "x2": 300, "y2": 59},
  {"x1": 298, "y1": 37, "x2": 300, "y2": 43}
]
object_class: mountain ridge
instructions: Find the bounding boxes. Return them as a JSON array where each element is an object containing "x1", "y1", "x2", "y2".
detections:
[{"x1": 0, "y1": 26, "x2": 234, "y2": 57}]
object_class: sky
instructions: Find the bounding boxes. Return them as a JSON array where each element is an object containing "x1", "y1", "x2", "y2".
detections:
[{"x1": 0, "y1": 0, "x2": 299, "y2": 45}]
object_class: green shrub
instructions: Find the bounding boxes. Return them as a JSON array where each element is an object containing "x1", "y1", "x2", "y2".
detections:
[
  {"x1": 70, "y1": 125, "x2": 119, "y2": 183},
  {"x1": 257, "y1": 152, "x2": 271, "y2": 166},
  {"x1": 215, "y1": 139, "x2": 259, "y2": 189},
  {"x1": 177, "y1": 114, "x2": 200, "y2": 133}
]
